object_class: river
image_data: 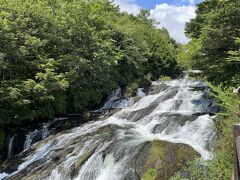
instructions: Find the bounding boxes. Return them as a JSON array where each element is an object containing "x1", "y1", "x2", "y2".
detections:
[{"x1": 0, "y1": 73, "x2": 216, "y2": 179}]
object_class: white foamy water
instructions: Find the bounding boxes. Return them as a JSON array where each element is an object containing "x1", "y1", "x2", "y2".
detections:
[
  {"x1": 7, "y1": 135, "x2": 16, "y2": 158},
  {"x1": 0, "y1": 75, "x2": 215, "y2": 180}
]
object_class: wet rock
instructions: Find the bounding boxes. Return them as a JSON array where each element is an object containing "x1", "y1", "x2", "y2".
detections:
[
  {"x1": 148, "y1": 84, "x2": 170, "y2": 95},
  {"x1": 135, "y1": 140, "x2": 200, "y2": 180},
  {"x1": 3, "y1": 116, "x2": 86, "y2": 162},
  {"x1": 124, "y1": 169, "x2": 141, "y2": 180},
  {"x1": 0, "y1": 129, "x2": 6, "y2": 161},
  {"x1": 0, "y1": 156, "x2": 23, "y2": 174},
  {"x1": 117, "y1": 89, "x2": 179, "y2": 122},
  {"x1": 0, "y1": 143, "x2": 36, "y2": 174},
  {"x1": 0, "y1": 125, "x2": 115, "y2": 179},
  {"x1": 118, "y1": 103, "x2": 160, "y2": 122},
  {"x1": 152, "y1": 113, "x2": 200, "y2": 134},
  {"x1": 83, "y1": 111, "x2": 103, "y2": 120},
  {"x1": 70, "y1": 145, "x2": 98, "y2": 178}
]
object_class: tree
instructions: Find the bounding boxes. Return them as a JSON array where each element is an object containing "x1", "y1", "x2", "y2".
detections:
[{"x1": 185, "y1": 0, "x2": 240, "y2": 86}]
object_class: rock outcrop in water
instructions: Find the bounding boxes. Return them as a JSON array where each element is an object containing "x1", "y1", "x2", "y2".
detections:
[
  {"x1": 139, "y1": 140, "x2": 199, "y2": 180},
  {"x1": 0, "y1": 75, "x2": 216, "y2": 180}
]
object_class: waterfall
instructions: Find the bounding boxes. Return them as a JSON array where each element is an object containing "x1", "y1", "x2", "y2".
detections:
[
  {"x1": 7, "y1": 135, "x2": 16, "y2": 159},
  {"x1": 23, "y1": 123, "x2": 52, "y2": 151},
  {"x1": 136, "y1": 88, "x2": 146, "y2": 97},
  {"x1": 5, "y1": 116, "x2": 83, "y2": 161},
  {"x1": 100, "y1": 88, "x2": 123, "y2": 110},
  {"x1": 0, "y1": 75, "x2": 216, "y2": 180}
]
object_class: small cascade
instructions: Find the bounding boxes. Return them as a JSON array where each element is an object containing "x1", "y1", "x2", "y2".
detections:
[
  {"x1": 5, "y1": 117, "x2": 83, "y2": 160},
  {"x1": 23, "y1": 131, "x2": 36, "y2": 150},
  {"x1": 7, "y1": 135, "x2": 16, "y2": 159},
  {"x1": 23, "y1": 123, "x2": 52, "y2": 151},
  {"x1": 136, "y1": 88, "x2": 146, "y2": 97},
  {"x1": 96, "y1": 87, "x2": 135, "y2": 115},
  {"x1": 100, "y1": 88, "x2": 123, "y2": 110},
  {"x1": 0, "y1": 73, "x2": 217, "y2": 180}
]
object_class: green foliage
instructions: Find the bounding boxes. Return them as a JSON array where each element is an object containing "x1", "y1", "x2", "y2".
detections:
[
  {"x1": 142, "y1": 168, "x2": 156, "y2": 180},
  {"x1": 227, "y1": 38, "x2": 240, "y2": 62},
  {"x1": 185, "y1": 0, "x2": 240, "y2": 86},
  {"x1": 176, "y1": 40, "x2": 201, "y2": 69},
  {"x1": 159, "y1": 76, "x2": 172, "y2": 81},
  {"x1": 171, "y1": 158, "x2": 213, "y2": 179},
  {"x1": 126, "y1": 82, "x2": 139, "y2": 97},
  {"x1": 0, "y1": 0, "x2": 179, "y2": 127}
]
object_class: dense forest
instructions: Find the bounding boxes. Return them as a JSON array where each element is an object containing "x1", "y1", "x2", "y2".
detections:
[
  {"x1": 174, "y1": 0, "x2": 240, "y2": 179},
  {"x1": 0, "y1": 0, "x2": 179, "y2": 160},
  {"x1": 178, "y1": 0, "x2": 240, "y2": 86}
]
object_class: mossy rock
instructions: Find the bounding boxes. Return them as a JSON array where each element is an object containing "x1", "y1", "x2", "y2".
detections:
[
  {"x1": 142, "y1": 168, "x2": 157, "y2": 180},
  {"x1": 126, "y1": 82, "x2": 139, "y2": 97},
  {"x1": 159, "y1": 76, "x2": 172, "y2": 81},
  {"x1": 140, "y1": 140, "x2": 200, "y2": 180}
]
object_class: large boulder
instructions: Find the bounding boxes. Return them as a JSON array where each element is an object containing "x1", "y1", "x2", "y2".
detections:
[{"x1": 135, "y1": 140, "x2": 200, "y2": 180}]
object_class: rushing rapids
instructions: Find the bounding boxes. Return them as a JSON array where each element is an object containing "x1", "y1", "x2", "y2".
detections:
[{"x1": 0, "y1": 75, "x2": 216, "y2": 180}]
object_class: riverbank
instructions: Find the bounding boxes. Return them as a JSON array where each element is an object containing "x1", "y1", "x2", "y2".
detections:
[{"x1": 172, "y1": 84, "x2": 239, "y2": 179}]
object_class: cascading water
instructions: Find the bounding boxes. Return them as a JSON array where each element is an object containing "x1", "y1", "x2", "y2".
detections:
[
  {"x1": 99, "y1": 88, "x2": 135, "y2": 112},
  {"x1": 0, "y1": 74, "x2": 216, "y2": 180},
  {"x1": 5, "y1": 116, "x2": 83, "y2": 160},
  {"x1": 7, "y1": 135, "x2": 16, "y2": 159},
  {"x1": 23, "y1": 124, "x2": 51, "y2": 151},
  {"x1": 23, "y1": 123, "x2": 52, "y2": 151}
]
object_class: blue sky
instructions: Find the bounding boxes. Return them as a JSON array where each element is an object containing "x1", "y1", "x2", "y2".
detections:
[
  {"x1": 136, "y1": 0, "x2": 203, "y2": 9},
  {"x1": 113, "y1": 0, "x2": 201, "y2": 43}
]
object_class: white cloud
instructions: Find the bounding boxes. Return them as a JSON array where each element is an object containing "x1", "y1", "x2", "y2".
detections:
[
  {"x1": 113, "y1": 0, "x2": 141, "y2": 15},
  {"x1": 150, "y1": 3, "x2": 196, "y2": 43},
  {"x1": 113, "y1": 1, "x2": 196, "y2": 44}
]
